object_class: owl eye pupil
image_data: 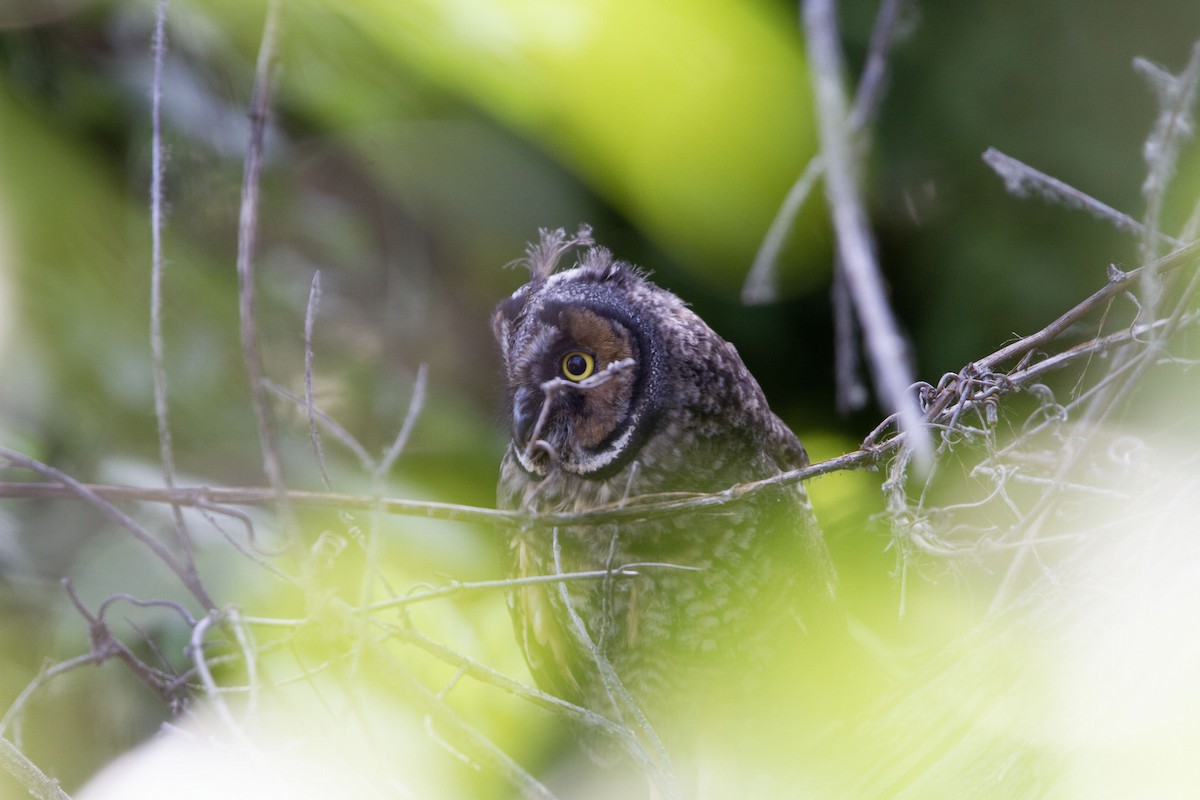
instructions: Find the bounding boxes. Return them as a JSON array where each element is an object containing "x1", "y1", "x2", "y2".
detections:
[{"x1": 561, "y1": 351, "x2": 595, "y2": 381}]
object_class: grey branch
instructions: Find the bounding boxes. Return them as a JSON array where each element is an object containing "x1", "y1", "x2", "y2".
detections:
[
  {"x1": 803, "y1": 0, "x2": 931, "y2": 467},
  {"x1": 982, "y1": 147, "x2": 1181, "y2": 247},
  {"x1": 744, "y1": 0, "x2": 908, "y2": 304},
  {"x1": 235, "y1": 0, "x2": 294, "y2": 538}
]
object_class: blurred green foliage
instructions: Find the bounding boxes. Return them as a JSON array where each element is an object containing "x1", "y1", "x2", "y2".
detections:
[{"x1": 0, "y1": 0, "x2": 1198, "y2": 797}]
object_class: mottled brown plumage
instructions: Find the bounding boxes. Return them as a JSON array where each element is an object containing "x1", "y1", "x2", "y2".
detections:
[{"x1": 493, "y1": 227, "x2": 835, "y2": 752}]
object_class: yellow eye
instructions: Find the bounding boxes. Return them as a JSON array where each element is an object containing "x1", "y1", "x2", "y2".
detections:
[{"x1": 560, "y1": 351, "x2": 596, "y2": 381}]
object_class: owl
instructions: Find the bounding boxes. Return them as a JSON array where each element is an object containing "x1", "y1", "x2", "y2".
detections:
[{"x1": 493, "y1": 227, "x2": 836, "y2": 753}]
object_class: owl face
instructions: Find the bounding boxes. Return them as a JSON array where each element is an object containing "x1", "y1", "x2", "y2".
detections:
[{"x1": 493, "y1": 251, "x2": 670, "y2": 479}]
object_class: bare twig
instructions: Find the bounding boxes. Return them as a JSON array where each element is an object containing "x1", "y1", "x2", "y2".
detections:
[
  {"x1": 847, "y1": 0, "x2": 908, "y2": 129},
  {"x1": 304, "y1": 271, "x2": 334, "y2": 490},
  {"x1": 833, "y1": 251, "x2": 869, "y2": 413},
  {"x1": 803, "y1": 0, "x2": 931, "y2": 467},
  {"x1": 977, "y1": 240, "x2": 1200, "y2": 371},
  {"x1": 265, "y1": 380, "x2": 375, "y2": 471},
  {"x1": 743, "y1": 153, "x2": 825, "y2": 304},
  {"x1": 188, "y1": 610, "x2": 253, "y2": 745},
  {"x1": 744, "y1": 0, "x2": 908, "y2": 304},
  {"x1": 62, "y1": 580, "x2": 190, "y2": 706},
  {"x1": 393, "y1": 624, "x2": 609, "y2": 725},
  {"x1": 359, "y1": 634, "x2": 559, "y2": 800},
  {"x1": 0, "y1": 652, "x2": 110, "y2": 741},
  {"x1": 982, "y1": 147, "x2": 1181, "y2": 246},
  {"x1": 0, "y1": 448, "x2": 214, "y2": 608},
  {"x1": 1135, "y1": 41, "x2": 1200, "y2": 275},
  {"x1": 376, "y1": 363, "x2": 429, "y2": 478},
  {"x1": 549, "y1": 528, "x2": 677, "y2": 798},
  {"x1": 148, "y1": 0, "x2": 202, "y2": 602},
  {"x1": 235, "y1": 0, "x2": 294, "y2": 537},
  {"x1": 0, "y1": 736, "x2": 72, "y2": 800},
  {"x1": 362, "y1": 562, "x2": 700, "y2": 614}
]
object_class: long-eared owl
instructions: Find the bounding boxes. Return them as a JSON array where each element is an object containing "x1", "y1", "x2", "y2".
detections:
[{"x1": 493, "y1": 227, "x2": 836, "y2": 743}]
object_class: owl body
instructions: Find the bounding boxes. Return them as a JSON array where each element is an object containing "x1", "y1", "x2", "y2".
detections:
[{"x1": 494, "y1": 229, "x2": 835, "y2": 735}]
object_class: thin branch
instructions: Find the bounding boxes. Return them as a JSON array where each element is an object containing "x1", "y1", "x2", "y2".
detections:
[
  {"x1": 977, "y1": 240, "x2": 1200, "y2": 370},
  {"x1": 148, "y1": 0, "x2": 202, "y2": 600},
  {"x1": 265, "y1": 380, "x2": 375, "y2": 471},
  {"x1": 1, "y1": 245, "x2": 1196, "y2": 539},
  {"x1": 0, "y1": 448, "x2": 214, "y2": 608},
  {"x1": 361, "y1": 562, "x2": 700, "y2": 614},
  {"x1": 188, "y1": 611, "x2": 253, "y2": 745},
  {"x1": 744, "y1": 0, "x2": 908, "y2": 304},
  {"x1": 1136, "y1": 41, "x2": 1200, "y2": 276},
  {"x1": 227, "y1": 609, "x2": 260, "y2": 719},
  {"x1": 61, "y1": 580, "x2": 190, "y2": 706},
  {"x1": 847, "y1": 0, "x2": 908, "y2": 129},
  {"x1": 0, "y1": 653, "x2": 109, "y2": 741},
  {"x1": 235, "y1": 0, "x2": 293, "y2": 537},
  {"x1": 743, "y1": 153, "x2": 825, "y2": 304},
  {"x1": 360, "y1": 634, "x2": 559, "y2": 800},
  {"x1": 304, "y1": 271, "x2": 333, "y2": 490},
  {"x1": 96, "y1": 593, "x2": 198, "y2": 628},
  {"x1": 0, "y1": 737, "x2": 72, "y2": 800},
  {"x1": 833, "y1": 250, "x2": 869, "y2": 413},
  {"x1": 549, "y1": 528, "x2": 677, "y2": 798},
  {"x1": 1005, "y1": 310, "x2": 1200, "y2": 386},
  {"x1": 376, "y1": 363, "x2": 429, "y2": 478},
  {"x1": 389, "y1": 623, "x2": 663, "y2": 771},
  {"x1": 803, "y1": 0, "x2": 930, "y2": 467},
  {"x1": 982, "y1": 147, "x2": 1181, "y2": 246}
]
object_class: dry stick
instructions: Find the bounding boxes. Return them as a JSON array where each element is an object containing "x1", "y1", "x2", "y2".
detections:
[
  {"x1": 1136, "y1": 42, "x2": 1200, "y2": 283},
  {"x1": 833, "y1": 251, "x2": 869, "y2": 413},
  {"x1": 990, "y1": 181, "x2": 1200, "y2": 611},
  {"x1": 803, "y1": 0, "x2": 930, "y2": 467},
  {"x1": 61, "y1": 580, "x2": 186, "y2": 704},
  {"x1": 0, "y1": 653, "x2": 109, "y2": 742},
  {"x1": 358, "y1": 360, "x2": 429, "y2": 634},
  {"x1": 1182, "y1": 191, "x2": 1200, "y2": 243},
  {"x1": 376, "y1": 363, "x2": 429, "y2": 478},
  {"x1": 148, "y1": 0, "x2": 206, "y2": 607},
  {"x1": 359, "y1": 635, "x2": 559, "y2": 800},
  {"x1": 1005, "y1": 310, "x2": 1200, "y2": 386},
  {"x1": 548, "y1": 528, "x2": 677, "y2": 798},
  {"x1": 304, "y1": 272, "x2": 334, "y2": 490},
  {"x1": 189, "y1": 611, "x2": 254, "y2": 745},
  {"x1": 235, "y1": 0, "x2": 295, "y2": 540},
  {"x1": 977, "y1": 240, "x2": 1200, "y2": 371},
  {"x1": 743, "y1": 154, "x2": 825, "y2": 303},
  {"x1": 390, "y1": 622, "x2": 681, "y2": 786},
  {"x1": 2, "y1": 246, "x2": 1197, "y2": 530},
  {"x1": 0, "y1": 736, "x2": 71, "y2": 800},
  {"x1": 986, "y1": 356, "x2": 1146, "y2": 614},
  {"x1": 0, "y1": 447, "x2": 213, "y2": 607},
  {"x1": 265, "y1": 380, "x2": 375, "y2": 471},
  {"x1": 227, "y1": 609, "x2": 260, "y2": 720},
  {"x1": 336, "y1": 361, "x2": 431, "y2": 751},
  {"x1": 390, "y1": 624, "x2": 635, "y2": 743},
  {"x1": 982, "y1": 147, "x2": 1182, "y2": 246},
  {"x1": 360, "y1": 563, "x2": 699, "y2": 614},
  {"x1": 743, "y1": 0, "x2": 907, "y2": 304},
  {"x1": 846, "y1": 0, "x2": 908, "y2": 130}
]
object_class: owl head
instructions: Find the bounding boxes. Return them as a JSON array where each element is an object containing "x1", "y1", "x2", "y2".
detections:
[{"x1": 492, "y1": 227, "x2": 686, "y2": 479}]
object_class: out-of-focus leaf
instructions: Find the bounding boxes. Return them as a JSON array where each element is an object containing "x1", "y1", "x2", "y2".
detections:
[{"x1": 321, "y1": 0, "x2": 823, "y2": 291}]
